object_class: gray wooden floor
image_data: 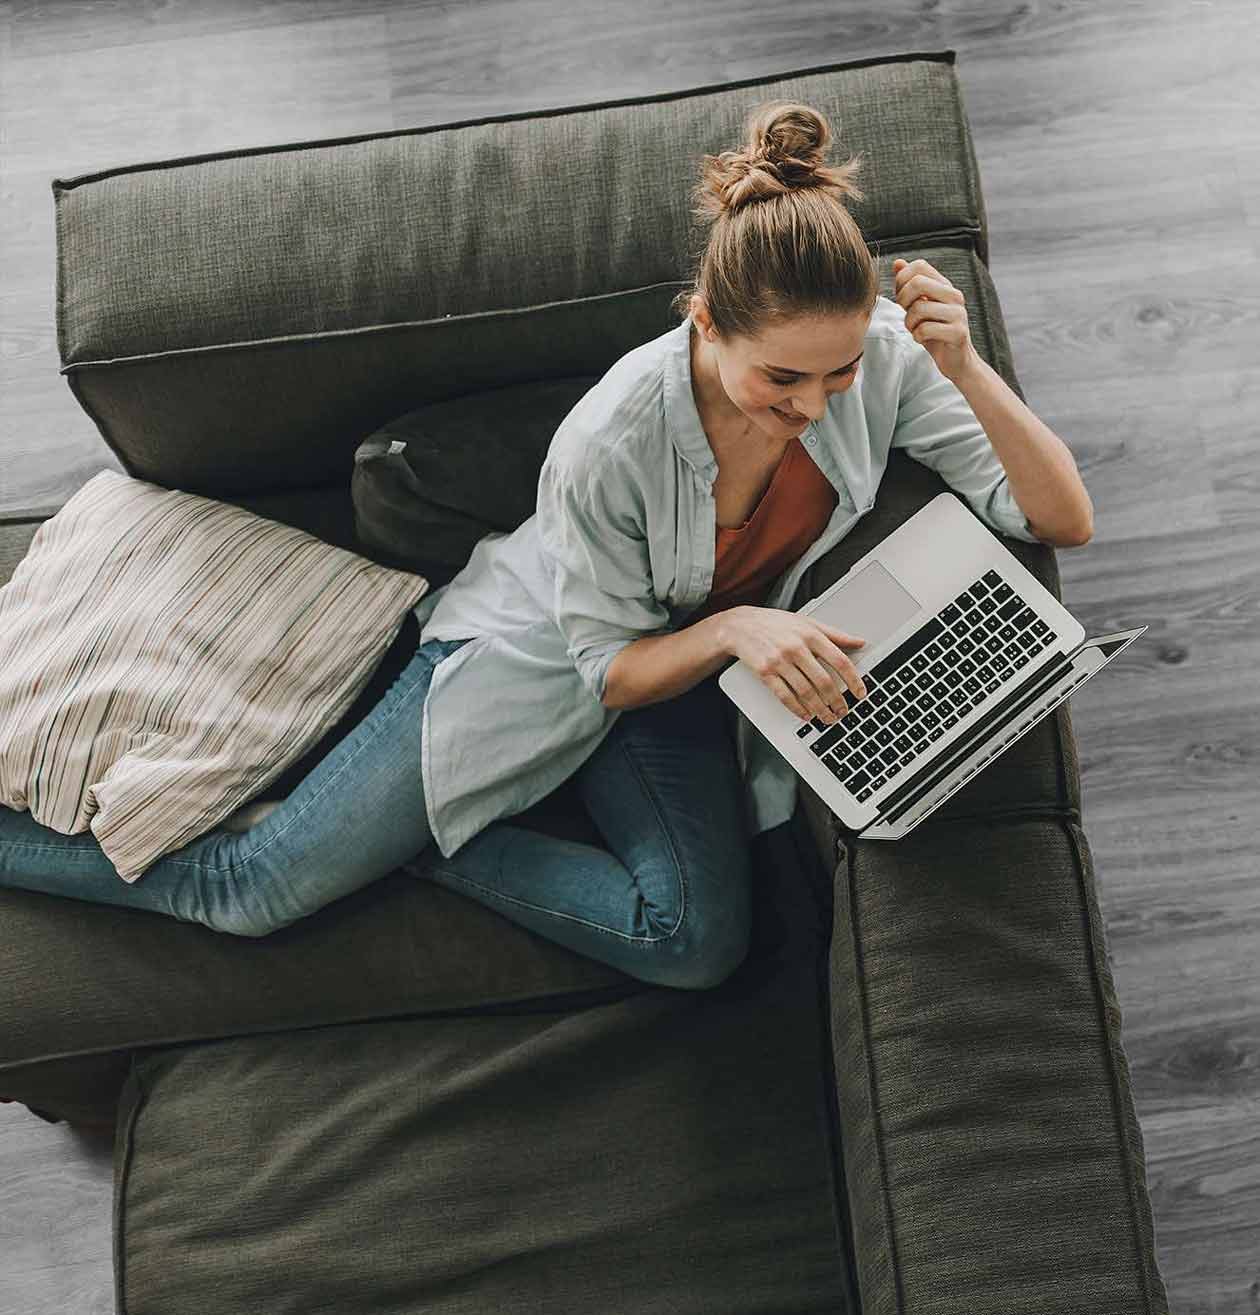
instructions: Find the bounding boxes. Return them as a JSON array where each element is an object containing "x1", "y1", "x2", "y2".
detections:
[{"x1": 2, "y1": 2, "x2": 1257, "y2": 1312}]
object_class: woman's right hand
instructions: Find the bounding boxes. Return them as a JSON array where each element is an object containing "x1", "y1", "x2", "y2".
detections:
[{"x1": 722, "y1": 605, "x2": 868, "y2": 724}]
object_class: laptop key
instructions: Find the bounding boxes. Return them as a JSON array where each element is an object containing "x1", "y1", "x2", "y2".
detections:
[{"x1": 868, "y1": 616, "x2": 945, "y2": 685}]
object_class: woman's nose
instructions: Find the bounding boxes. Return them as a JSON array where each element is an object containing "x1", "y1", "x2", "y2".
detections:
[
  {"x1": 791, "y1": 387, "x2": 831, "y2": 420},
  {"x1": 794, "y1": 375, "x2": 856, "y2": 416}
]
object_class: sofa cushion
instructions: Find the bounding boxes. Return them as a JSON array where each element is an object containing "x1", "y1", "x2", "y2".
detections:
[
  {"x1": 825, "y1": 813, "x2": 1171, "y2": 1315},
  {"x1": 112, "y1": 811, "x2": 858, "y2": 1315},
  {"x1": 352, "y1": 376, "x2": 598, "y2": 573},
  {"x1": 0, "y1": 469, "x2": 428, "y2": 881},
  {"x1": 51, "y1": 52, "x2": 983, "y2": 498}
]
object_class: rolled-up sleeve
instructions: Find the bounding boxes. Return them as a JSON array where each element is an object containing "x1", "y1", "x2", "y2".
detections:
[
  {"x1": 891, "y1": 334, "x2": 1041, "y2": 544},
  {"x1": 536, "y1": 445, "x2": 672, "y2": 705}
]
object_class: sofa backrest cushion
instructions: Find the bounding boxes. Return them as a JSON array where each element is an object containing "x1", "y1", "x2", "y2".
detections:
[
  {"x1": 0, "y1": 470, "x2": 428, "y2": 882},
  {"x1": 51, "y1": 52, "x2": 987, "y2": 498}
]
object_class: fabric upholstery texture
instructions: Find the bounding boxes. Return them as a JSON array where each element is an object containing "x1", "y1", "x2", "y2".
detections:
[
  {"x1": 51, "y1": 53, "x2": 1005, "y2": 501},
  {"x1": 111, "y1": 813, "x2": 857, "y2": 1315},
  {"x1": 826, "y1": 815, "x2": 1168, "y2": 1315},
  {"x1": 0, "y1": 46, "x2": 1172, "y2": 1315},
  {"x1": 352, "y1": 377, "x2": 599, "y2": 574},
  {"x1": 0, "y1": 470, "x2": 428, "y2": 881}
]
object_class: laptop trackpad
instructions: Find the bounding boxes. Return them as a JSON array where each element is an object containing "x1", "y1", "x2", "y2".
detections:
[{"x1": 810, "y1": 560, "x2": 922, "y2": 656}]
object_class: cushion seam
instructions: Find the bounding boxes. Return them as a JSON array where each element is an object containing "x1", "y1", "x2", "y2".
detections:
[
  {"x1": 0, "y1": 981, "x2": 650, "y2": 1075},
  {"x1": 51, "y1": 49, "x2": 958, "y2": 193},
  {"x1": 847, "y1": 828, "x2": 907, "y2": 1313},
  {"x1": 56, "y1": 280, "x2": 692, "y2": 372},
  {"x1": 113, "y1": 1050, "x2": 143, "y2": 1315}
]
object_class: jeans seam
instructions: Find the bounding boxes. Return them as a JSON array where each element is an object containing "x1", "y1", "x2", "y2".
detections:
[
  {"x1": 424, "y1": 862, "x2": 670, "y2": 948},
  {"x1": 610, "y1": 728, "x2": 688, "y2": 940}
]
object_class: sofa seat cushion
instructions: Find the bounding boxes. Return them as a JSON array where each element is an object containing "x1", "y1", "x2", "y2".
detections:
[
  {"x1": 0, "y1": 482, "x2": 669, "y2": 1105},
  {"x1": 111, "y1": 814, "x2": 858, "y2": 1315},
  {"x1": 0, "y1": 470, "x2": 429, "y2": 881}
]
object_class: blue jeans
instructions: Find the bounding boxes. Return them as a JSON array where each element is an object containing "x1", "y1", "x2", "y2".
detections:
[{"x1": 0, "y1": 636, "x2": 752, "y2": 990}]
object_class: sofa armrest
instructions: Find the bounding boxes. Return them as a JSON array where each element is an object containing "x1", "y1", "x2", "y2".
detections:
[{"x1": 825, "y1": 815, "x2": 1172, "y2": 1314}]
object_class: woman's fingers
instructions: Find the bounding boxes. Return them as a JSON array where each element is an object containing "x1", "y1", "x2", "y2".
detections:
[{"x1": 771, "y1": 667, "x2": 838, "y2": 723}]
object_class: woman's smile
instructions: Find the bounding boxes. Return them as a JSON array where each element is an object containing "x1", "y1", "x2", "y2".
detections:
[{"x1": 771, "y1": 403, "x2": 808, "y2": 425}]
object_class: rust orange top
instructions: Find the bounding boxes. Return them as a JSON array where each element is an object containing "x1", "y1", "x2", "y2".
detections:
[{"x1": 689, "y1": 436, "x2": 838, "y2": 624}]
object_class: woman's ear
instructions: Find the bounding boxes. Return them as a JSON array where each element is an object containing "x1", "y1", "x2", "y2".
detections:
[{"x1": 690, "y1": 298, "x2": 720, "y2": 345}]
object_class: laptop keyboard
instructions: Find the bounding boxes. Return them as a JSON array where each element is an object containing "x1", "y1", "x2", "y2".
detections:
[{"x1": 797, "y1": 568, "x2": 1056, "y2": 802}]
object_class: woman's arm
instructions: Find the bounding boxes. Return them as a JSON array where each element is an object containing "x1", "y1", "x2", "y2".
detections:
[
  {"x1": 535, "y1": 433, "x2": 675, "y2": 707},
  {"x1": 949, "y1": 353, "x2": 1094, "y2": 547},
  {"x1": 894, "y1": 256, "x2": 1094, "y2": 547},
  {"x1": 602, "y1": 612, "x2": 733, "y2": 710}
]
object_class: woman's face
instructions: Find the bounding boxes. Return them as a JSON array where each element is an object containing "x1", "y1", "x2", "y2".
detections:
[{"x1": 690, "y1": 297, "x2": 873, "y2": 442}]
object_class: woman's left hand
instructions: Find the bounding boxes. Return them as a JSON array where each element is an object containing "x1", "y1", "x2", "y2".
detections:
[{"x1": 892, "y1": 258, "x2": 981, "y2": 385}]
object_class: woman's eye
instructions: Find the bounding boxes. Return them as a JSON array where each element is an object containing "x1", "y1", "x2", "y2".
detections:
[{"x1": 771, "y1": 369, "x2": 853, "y2": 388}]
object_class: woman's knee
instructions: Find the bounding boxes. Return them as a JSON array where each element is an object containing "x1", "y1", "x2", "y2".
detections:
[
  {"x1": 648, "y1": 857, "x2": 753, "y2": 991},
  {"x1": 198, "y1": 898, "x2": 284, "y2": 939},
  {"x1": 174, "y1": 858, "x2": 293, "y2": 939},
  {"x1": 654, "y1": 918, "x2": 750, "y2": 990}
]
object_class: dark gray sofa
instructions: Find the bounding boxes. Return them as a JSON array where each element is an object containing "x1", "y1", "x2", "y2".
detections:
[{"x1": 0, "y1": 50, "x2": 1172, "y2": 1315}]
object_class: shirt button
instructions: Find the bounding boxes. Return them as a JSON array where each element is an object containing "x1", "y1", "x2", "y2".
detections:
[{"x1": 805, "y1": 434, "x2": 817, "y2": 447}]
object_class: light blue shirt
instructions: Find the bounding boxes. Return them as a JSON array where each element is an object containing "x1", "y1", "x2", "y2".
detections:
[{"x1": 416, "y1": 294, "x2": 1038, "y2": 858}]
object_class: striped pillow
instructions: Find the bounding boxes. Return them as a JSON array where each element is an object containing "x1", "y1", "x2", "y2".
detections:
[{"x1": 0, "y1": 471, "x2": 430, "y2": 883}]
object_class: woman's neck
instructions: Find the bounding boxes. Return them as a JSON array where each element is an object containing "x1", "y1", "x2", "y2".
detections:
[{"x1": 689, "y1": 323, "x2": 753, "y2": 441}]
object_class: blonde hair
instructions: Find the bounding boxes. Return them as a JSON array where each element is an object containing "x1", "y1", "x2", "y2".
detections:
[{"x1": 671, "y1": 100, "x2": 879, "y2": 341}]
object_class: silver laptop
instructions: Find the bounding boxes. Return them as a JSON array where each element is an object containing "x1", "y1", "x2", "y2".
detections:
[{"x1": 718, "y1": 492, "x2": 1145, "y2": 840}]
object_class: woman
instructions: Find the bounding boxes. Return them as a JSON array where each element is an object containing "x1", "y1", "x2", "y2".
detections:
[{"x1": 0, "y1": 101, "x2": 1088, "y2": 988}]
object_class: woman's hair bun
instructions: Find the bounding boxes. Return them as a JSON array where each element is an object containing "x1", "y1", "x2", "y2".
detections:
[{"x1": 693, "y1": 99, "x2": 865, "y2": 219}]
